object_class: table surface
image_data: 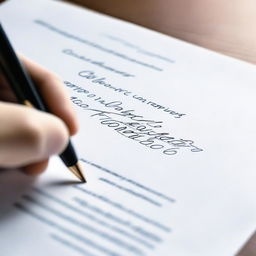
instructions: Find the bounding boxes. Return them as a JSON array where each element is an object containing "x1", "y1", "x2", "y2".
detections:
[
  {"x1": 0, "y1": 0, "x2": 255, "y2": 254},
  {"x1": 65, "y1": 1, "x2": 256, "y2": 255}
]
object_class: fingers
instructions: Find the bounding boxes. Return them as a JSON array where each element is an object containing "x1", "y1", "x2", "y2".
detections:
[
  {"x1": 20, "y1": 56, "x2": 79, "y2": 136},
  {"x1": 0, "y1": 56, "x2": 78, "y2": 174},
  {"x1": 0, "y1": 102, "x2": 69, "y2": 168},
  {"x1": 22, "y1": 159, "x2": 49, "y2": 175}
]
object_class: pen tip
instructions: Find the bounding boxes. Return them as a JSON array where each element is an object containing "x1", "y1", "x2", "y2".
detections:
[{"x1": 68, "y1": 162, "x2": 86, "y2": 183}]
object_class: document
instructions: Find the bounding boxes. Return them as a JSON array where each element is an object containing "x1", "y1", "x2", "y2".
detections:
[{"x1": 0, "y1": 0, "x2": 256, "y2": 255}]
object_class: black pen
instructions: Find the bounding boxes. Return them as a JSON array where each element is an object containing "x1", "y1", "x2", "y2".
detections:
[{"x1": 0, "y1": 23, "x2": 86, "y2": 182}]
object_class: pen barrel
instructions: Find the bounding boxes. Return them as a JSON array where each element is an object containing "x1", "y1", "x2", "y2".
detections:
[
  {"x1": 0, "y1": 23, "x2": 46, "y2": 110},
  {"x1": 59, "y1": 141, "x2": 78, "y2": 167},
  {"x1": 0, "y1": 23, "x2": 80, "y2": 172}
]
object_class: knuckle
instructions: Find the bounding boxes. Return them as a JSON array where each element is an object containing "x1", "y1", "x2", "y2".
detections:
[
  {"x1": 21, "y1": 115, "x2": 45, "y2": 156},
  {"x1": 41, "y1": 71, "x2": 60, "y2": 84}
]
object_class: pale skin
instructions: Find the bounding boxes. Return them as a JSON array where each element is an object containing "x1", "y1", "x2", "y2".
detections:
[
  {"x1": 0, "y1": 0, "x2": 255, "y2": 253},
  {"x1": 0, "y1": 56, "x2": 79, "y2": 174},
  {"x1": 0, "y1": 0, "x2": 254, "y2": 173}
]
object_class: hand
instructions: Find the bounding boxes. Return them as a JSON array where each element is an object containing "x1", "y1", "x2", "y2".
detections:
[
  {"x1": 70, "y1": 0, "x2": 256, "y2": 64},
  {"x1": 0, "y1": 56, "x2": 78, "y2": 174}
]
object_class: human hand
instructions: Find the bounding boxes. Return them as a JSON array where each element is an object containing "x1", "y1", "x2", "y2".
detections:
[{"x1": 0, "y1": 56, "x2": 78, "y2": 174}]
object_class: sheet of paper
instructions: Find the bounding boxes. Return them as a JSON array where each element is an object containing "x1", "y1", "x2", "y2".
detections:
[{"x1": 0, "y1": 0, "x2": 256, "y2": 255}]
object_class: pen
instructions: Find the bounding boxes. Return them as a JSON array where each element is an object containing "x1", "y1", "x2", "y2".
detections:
[{"x1": 0, "y1": 23, "x2": 86, "y2": 183}]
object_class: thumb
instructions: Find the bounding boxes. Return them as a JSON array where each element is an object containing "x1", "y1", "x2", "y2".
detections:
[{"x1": 0, "y1": 102, "x2": 69, "y2": 168}]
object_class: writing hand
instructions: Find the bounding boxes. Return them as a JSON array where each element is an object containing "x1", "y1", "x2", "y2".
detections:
[{"x1": 0, "y1": 56, "x2": 78, "y2": 175}]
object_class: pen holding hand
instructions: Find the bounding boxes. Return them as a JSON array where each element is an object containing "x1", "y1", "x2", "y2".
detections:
[{"x1": 0, "y1": 56, "x2": 78, "y2": 175}]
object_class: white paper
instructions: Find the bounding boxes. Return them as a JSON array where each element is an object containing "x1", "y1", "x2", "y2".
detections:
[{"x1": 0, "y1": 0, "x2": 256, "y2": 255}]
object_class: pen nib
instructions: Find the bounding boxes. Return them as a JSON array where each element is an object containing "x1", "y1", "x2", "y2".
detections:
[{"x1": 68, "y1": 162, "x2": 86, "y2": 183}]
